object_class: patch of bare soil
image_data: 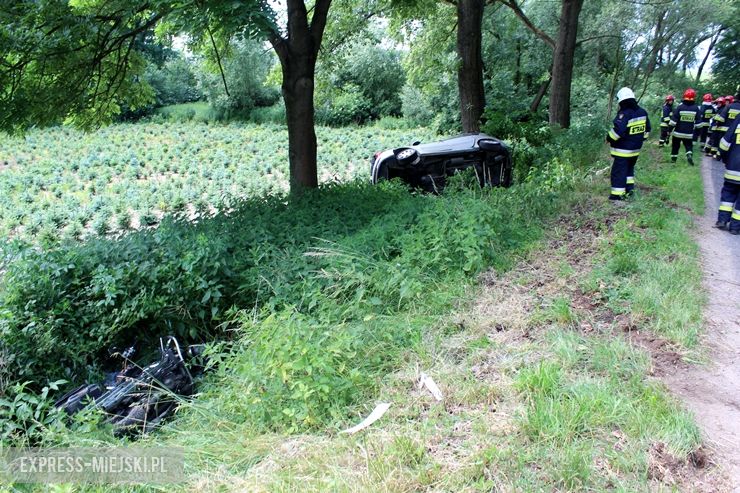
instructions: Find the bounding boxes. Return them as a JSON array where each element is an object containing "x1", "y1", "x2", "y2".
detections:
[
  {"x1": 626, "y1": 330, "x2": 687, "y2": 377},
  {"x1": 662, "y1": 155, "x2": 740, "y2": 492},
  {"x1": 647, "y1": 442, "x2": 726, "y2": 493}
]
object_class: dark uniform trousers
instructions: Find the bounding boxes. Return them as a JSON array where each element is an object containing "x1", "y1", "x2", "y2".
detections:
[
  {"x1": 610, "y1": 156, "x2": 638, "y2": 198},
  {"x1": 695, "y1": 126, "x2": 710, "y2": 145},
  {"x1": 718, "y1": 181, "x2": 740, "y2": 232},
  {"x1": 670, "y1": 137, "x2": 693, "y2": 162}
]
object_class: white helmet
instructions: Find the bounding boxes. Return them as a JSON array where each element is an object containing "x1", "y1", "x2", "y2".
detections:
[{"x1": 617, "y1": 87, "x2": 636, "y2": 103}]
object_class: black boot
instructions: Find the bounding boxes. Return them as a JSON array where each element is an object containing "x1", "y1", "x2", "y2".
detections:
[{"x1": 715, "y1": 221, "x2": 729, "y2": 230}]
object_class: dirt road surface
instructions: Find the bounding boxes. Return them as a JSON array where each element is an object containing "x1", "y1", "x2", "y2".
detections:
[{"x1": 664, "y1": 154, "x2": 740, "y2": 491}]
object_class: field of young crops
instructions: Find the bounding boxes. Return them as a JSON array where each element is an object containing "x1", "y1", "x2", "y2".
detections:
[{"x1": 0, "y1": 121, "x2": 437, "y2": 245}]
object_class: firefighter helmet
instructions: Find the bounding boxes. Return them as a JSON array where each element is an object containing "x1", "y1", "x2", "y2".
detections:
[
  {"x1": 665, "y1": 94, "x2": 675, "y2": 102},
  {"x1": 617, "y1": 87, "x2": 636, "y2": 102},
  {"x1": 717, "y1": 97, "x2": 726, "y2": 105},
  {"x1": 683, "y1": 88, "x2": 696, "y2": 101},
  {"x1": 727, "y1": 95, "x2": 735, "y2": 104},
  {"x1": 703, "y1": 93, "x2": 713, "y2": 102}
]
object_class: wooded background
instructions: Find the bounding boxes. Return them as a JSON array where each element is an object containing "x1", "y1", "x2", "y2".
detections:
[{"x1": 2, "y1": 0, "x2": 738, "y2": 191}]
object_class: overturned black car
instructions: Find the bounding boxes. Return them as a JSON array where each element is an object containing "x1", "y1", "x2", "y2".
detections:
[{"x1": 370, "y1": 133, "x2": 513, "y2": 192}]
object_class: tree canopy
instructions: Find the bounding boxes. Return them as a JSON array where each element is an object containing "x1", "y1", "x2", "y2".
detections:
[{"x1": 2, "y1": 0, "x2": 738, "y2": 190}]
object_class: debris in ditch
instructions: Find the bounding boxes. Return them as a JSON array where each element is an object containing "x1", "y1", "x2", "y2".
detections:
[
  {"x1": 339, "y1": 403, "x2": 391, "y2": 435},
  {"x1": 418, "y1": 372, "x2": 444, "y2": 401},
  {"x1": 54, "y1": 336, "x2": 206, "y2": 436}
]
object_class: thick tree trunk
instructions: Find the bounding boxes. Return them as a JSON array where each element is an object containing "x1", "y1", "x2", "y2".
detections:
[
  {"x1": 269, "y1": 0, "x2": 332, "y2": 194},
  {"x1": 457, "y1": 0, "x2": 486, "y2": 133},
  {"x1": 282, "y1": 61, "x2": 319, "y2": 191},
  {"x1": 549, "y1": 0, "x2": 583, "y2": 128}
]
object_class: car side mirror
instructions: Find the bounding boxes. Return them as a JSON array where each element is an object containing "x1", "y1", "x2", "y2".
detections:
[{"x1": 412, "y1": 141, "x2": 421, "y2": 146}]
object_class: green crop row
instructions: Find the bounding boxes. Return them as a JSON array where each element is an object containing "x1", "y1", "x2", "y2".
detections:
[{"x1": 0, "y1": 122, "x2": 438, "y2": 246}]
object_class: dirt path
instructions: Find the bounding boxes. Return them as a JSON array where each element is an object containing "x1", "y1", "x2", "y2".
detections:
[{"x1": 664, "y1": 154, "x2": 740, "y2": 491}]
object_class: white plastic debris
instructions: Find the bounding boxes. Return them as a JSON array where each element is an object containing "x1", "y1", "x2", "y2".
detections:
[
  {"x1": 339, "y1": 403, "x2": 391, "y2": 434},
  {"x1": 418, "y1": 372, "x2": 444, "y2": 401}
]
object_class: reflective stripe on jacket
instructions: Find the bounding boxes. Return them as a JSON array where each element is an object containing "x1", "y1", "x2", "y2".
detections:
[
  {"x1": 609, "y1": 106, "x2": 651, "y2": 157},
  {"x1": 669, "y1": 102, "x2": 701, "y2": 139},
  {"x1": 696, "y1": 103, "x2": 714, "y2": 128},
  {"x1": 719, "y1": 118, "x2": 740, "y2": 183},
  {"x1": 715, "y1": 102, "x2": 740, "y2": 133},
  {"x1": 660, "y1": 104, "x2": 673, "y2": 127}
]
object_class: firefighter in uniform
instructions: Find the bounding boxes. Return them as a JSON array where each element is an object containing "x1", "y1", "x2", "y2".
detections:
[
  {"x1": 695, "y1": 93, "x2": 714, "y2": 147},
  {"x1": 669, "y1": 88, "x2": 701, "y2": 165},
  {"x1": 658, "y1": 94, "x2": 674, "y2": 147},
  {"x1": 713, "y1": 92, "x2": 740, "y2": 159},
  {"x1": 716, "y1": 114, "x2": 740, "y2": 235},
  {"x1": 607, "y1": 87, "x2": 650, "y2": 200},
  {"x1": 709, "y1": 96, "x2": 727, "y2": 157}
]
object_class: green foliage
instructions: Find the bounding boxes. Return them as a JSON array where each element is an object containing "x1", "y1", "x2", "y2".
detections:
[
  {"x1": 1, "y1": 1, "x2": 158, "y2": 131},
  {"x1": 0, "y1": 380, "x2": 67, "y2": 444},
  {"x1": 711, "y1": 6, "x2": 740, "y2": 95},
  {"x1": 0, "y1": 122, "x2": 438, "y2": 244},
  {"x1": 154, "y1": 102, "x2": 216, "y2": 122},
  {"x1": 144, "y1": 55, "x2": 203, "y2": 107},
  {"x1": 198, "y1": 38, "x2": 280, "y2": 120},
  {"x1": 589, "y1": 148, "x2": 705, "y2": 348},
  {"x1": 316, "y1": 83, "x2": 372, "y2": 126},
  {"x1": 1, "y1": 0, "x2": 277, "y2": 131},
  {"x1": 482, "y1": 111, "x2": 607, "y2": 182},
  {"x1": 0, "y1": 115, "x2": 602, "y2": 434},
  {"x1": 215, "y1": 310, "x2": 367, "y2": 432},
  {"x1": 249, "y1": 101, "x2": 286, "y2": 125},
  {"x1": 316, "y1": 42, "x2": 406, "y2": 126}
]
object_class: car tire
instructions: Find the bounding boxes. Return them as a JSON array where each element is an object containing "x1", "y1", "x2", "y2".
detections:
[{"x1": 396, "y1": 148, "x2": 420, "y2": 167}]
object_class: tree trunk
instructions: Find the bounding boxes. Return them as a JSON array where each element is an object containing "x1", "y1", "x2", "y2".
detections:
[
  {"x1": 457, "y1": 0, "x2": 485, "y2": 133},
  {"x1": 695, "y1": 28, "x2": 724, "y2": 85},
  {"x1": 282, "y1": 59, "x2": 319, "y2": 191},
  {"x1": 606, "y1": 42, "x2": 622, "y2": 122},
  {"x1": 530, "y1": 72, "x2": 551, "y2": 113},
  {"x1": 549, "y1": 0, "x2": 583, "y2": 128},
  {"x1": 269, "y1": 0, "x2": 332, "y2": 194},
  {"x1": 643, "y1": 9, "x2": 667, "y2": 83}
]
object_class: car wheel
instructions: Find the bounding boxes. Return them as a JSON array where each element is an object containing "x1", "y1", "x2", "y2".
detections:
[{"x1": 396, "y1": 148, "x2": 420, "y2": 167}]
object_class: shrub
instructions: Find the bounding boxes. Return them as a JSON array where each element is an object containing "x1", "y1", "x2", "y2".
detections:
[
  {"x1": 249, "y1": 102, "x2": 286, "y2": 125},
  {"x1": 199, "y1": 39, "x2": 279, "y2": 120},
  {"x1": 316, "y1": 84, "x2": 372, "y2": 126},
  {"x1": 0, "y1": 176, "x2": 553, "y2": 393}
]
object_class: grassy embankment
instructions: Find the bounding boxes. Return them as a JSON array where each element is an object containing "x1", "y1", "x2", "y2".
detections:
[
  {"x1": 1, "y1": 128, "x2": 713, "y2": 491},
  {"x1": 155, "y1": 145, "x2": 712, "y2": 491}
]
